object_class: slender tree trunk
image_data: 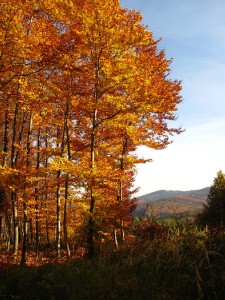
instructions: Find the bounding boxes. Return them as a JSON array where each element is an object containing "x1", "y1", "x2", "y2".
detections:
[
  {"x1": 15, "y1": 111, "x2": 26, "y2": 165},
  {"x1": 114, "y1": 136, "x2": 127, "y2": 246},
  {"x1": 113, "y1": 229, "x2": 119, "y2": 249},
  {"x1": 44, "y1": 184, "x2": 50, "y2": 248},
  {"x1": 20, "y1": 201, "x2": 27, "y2": 266},
  {"x1": 0, "y1": 186, "x2": 5, "y2": 240},
  {"x1": 87, "y1": 61, "x2": 99, "y2": 258},
  {"x1": 35, "y1": 127, "x2": 41, "y2": 258},
  {"x1": 87, "y1": 189, "x2": 95, "y2": 258},
  {"x1": 1, "y1": 100, "x2": 9, "y2": 246},
  {"x1": 45, "y1": 210, "x2": 50, "y2": 247},
  {"x1": 119, "y1": 181, "x2": 125, "y2": 242},
  {"x1": 5, "y1": 214, "x2": 12, "y2": 251},
  {"x1": 12, "y1": 192, "x2": 18, "y2": 255},
  {"x1": 11, "y1": 102, "x2": 19, "y2": 256},
  {"x1": 20, "y1": 114, "x2": 32, "y2": 266},
  {"x1": 35, "y1": 193, "x2": 40, "y2": 258},
  {"x1": 87, "y1": 124, "x2": 96, "y2": 258},
  {"x1": 2, "y1": 99, "x2": 9, "y2": 167},
  {"x1": 29, "y1": 218, "x2": 33, "y2": 245},
  {"x1": 0, "y1": 216, "x2": 2, "y2": 240},
  {"x1": 63, "y1": 99, "x2": 71, "y2": 259},
  {"x1": 11, "y1": 101, "x2": 18, "y2": 166},
  {"x1": 56, "y1": 113, "x2": 66, "y2": 258},
  {"x1": 64, "y1": 176, "x2": 70, "y2": 259},
  {"x1": 43, "y1": 129, "x2": 50, "y2": 247},
  {"x1": 56, "y1": 169, "x2": 61, "y2": 258},
  {"x1": 56, "y1": 100, "x2": 72, "y2": 259}
]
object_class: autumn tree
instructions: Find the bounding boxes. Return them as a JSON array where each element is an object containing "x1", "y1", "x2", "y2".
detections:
[
  {"x1": 0, "y1": 0, "x2": 66, "y2": 259},
  {"x1": 0, "y1": 0, "x2": 182, "y2": 261},
  {"x1": 56, "y1": 0, "x2": 181, "y2": 257}
]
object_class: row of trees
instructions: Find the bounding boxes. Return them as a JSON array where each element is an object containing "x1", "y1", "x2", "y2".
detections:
[{"x1": 0, "y1": 0, "x2": 182, "y2": 263}]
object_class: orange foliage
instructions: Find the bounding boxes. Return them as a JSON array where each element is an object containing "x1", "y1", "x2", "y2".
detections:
[{"x1": 0, "y1": 0, "x2": 182, "y2": 262}]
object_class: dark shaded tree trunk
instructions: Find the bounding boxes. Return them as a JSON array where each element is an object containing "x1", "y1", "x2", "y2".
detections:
[
  {"x1": 56, "y1": 169, "x2": 61, "y2": 258},
  {"x1": 2, "y1": 99, "x2": 9, "y2": 167},
  {"x1": 35, "y1": 127, "x2": 41, "y2": 258},
  {"x1": 44, "y1": 129, "x2": 50, "y2": 247},
  {"x1": 87, "y1": 128, "x2": 96, "y2": 259},
  {"x1": 20, "y1": 201, "x2": 28, "y2": 266},
  {"x1": 11, "y1": 102, "x2": 19, "y2": 256},
  {"x1": 87, "y1": 61, "x2": 99, "y2": 258},
  {"x1": 64, "y1": 176, "x2": 70, "y2": 259},
  {"x1": 63, "y1": 99, "x2": 71, "y2": 259}
]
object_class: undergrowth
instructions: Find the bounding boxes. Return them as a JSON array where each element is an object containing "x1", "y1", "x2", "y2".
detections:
[{"x1": 0, "y1": 218, "x2": 225, "y2": 300}]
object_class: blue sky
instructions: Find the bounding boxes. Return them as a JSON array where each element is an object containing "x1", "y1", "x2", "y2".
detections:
[{"x1": 121, "y1": 0, "x2": 225, "y2": 195}]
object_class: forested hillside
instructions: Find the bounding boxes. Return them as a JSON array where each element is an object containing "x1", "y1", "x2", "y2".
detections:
[{"x1": 134, "y1": 187, "x2": 210, "y2": 218}]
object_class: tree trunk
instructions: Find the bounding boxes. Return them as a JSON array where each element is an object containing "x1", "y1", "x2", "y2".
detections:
[
  {"x1": 113, "y1": 229, "x2": 119, "y2": 249},
  {"x1": 0, "y1": 216, "x2": 2, "y2": 240},
  {"x1": 63, "y1": 99, "x2": 71, "y2": 259},
  {"x1": 87, "y1": 128, "x2": 96, "y2": 259},
  {"x1": 11, "y1": 102, "x2": 19, "y2": 256},
  {"x1": 119, "y1": 181, "x2": 125, "y2": 242},
  {"x1": 12, "y1": 192, "x2": 18, "y2": 255},
  {"x1": 5, "y1": 214, "x2": 12, "y2": 251},
  {"x1": 0, "y1": 186, "x2": 5, "y2": 240},
  {"x1": 20, "y1": 114, "x2": 32, "y2": 266},
  {"x1": 64, "y1": 176, "x2": 70, "y2": 259},
  {"x1": 20, "y1": 201, "x2": 28, "y2": 266},
  {"x1": 1, "y1": 99, "x2": 9, "y2": 247},
  {"x1": 29, "y1": 218, "x2": 33, "y2": 245},
  {"x1": 118, "y1": 136, "x2": 128, "y2": 243},
  {"x1": 87, "y1": 57, "x2": 99, "y2": 258},
  {"x1": 44, "y1": 129, "x2": 50, "y2": 247},
  {"x1": 15, "y1": 111, "x2": 26, "y2": 165},
  {"x1": 87, "y1": 57, "x2": 100, "y2": 258},
  {"x1": 2, "y1": 99, "x2": 9, "y2": 167},
  {"x1": 35, "y1": 127, "x2": 41, "y2": 258},
  {"x1": 56, "y1": 169, "x2": 61, "y2": 259}
]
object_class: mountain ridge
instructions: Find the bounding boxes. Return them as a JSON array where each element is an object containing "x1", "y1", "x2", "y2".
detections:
[{"x1": 134, "y1": 187, "x2": 210, "y2": 218}]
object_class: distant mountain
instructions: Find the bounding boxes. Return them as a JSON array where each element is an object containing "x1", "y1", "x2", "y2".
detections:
[{"x1": 134, "y1": 187, "x2": 210, "y2": 218}]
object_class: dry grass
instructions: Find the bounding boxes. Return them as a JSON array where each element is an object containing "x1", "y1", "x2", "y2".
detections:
[{"x1": 0, "y1": 219, "x2": 225, "y2": 299}]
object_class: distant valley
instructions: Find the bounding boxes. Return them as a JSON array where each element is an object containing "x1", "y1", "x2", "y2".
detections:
[{"x1": 134, "y1": 187, "x2": 210, "y2": 218}]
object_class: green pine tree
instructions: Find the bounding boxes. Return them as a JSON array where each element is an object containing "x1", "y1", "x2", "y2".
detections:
[{"x1": 197, "y1": 171, "x2": 225, "y2": 228}]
